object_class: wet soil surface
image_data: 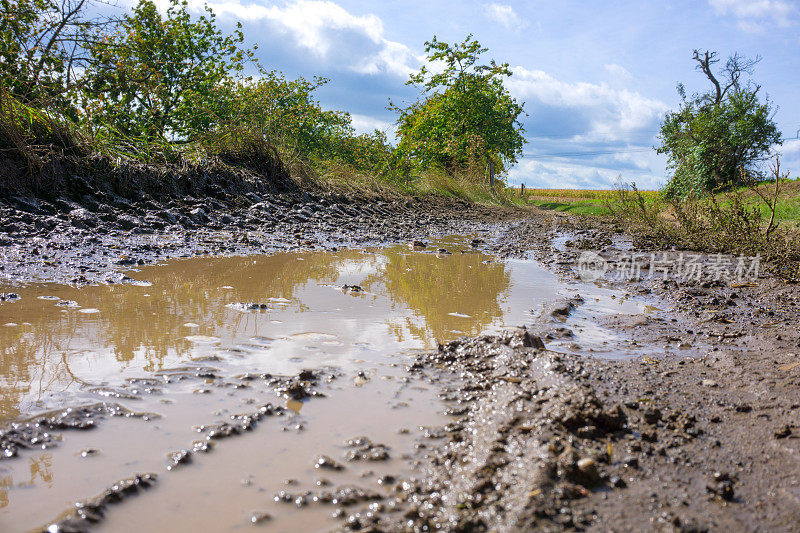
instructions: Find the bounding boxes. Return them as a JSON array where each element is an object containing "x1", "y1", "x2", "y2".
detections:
[
  {"x1": 338, "y1": 216, "x2": 800, "y2": 532},
  {"x1": 0, "y1": 195, "x2": 799, "y2": 532},
  {"x1": 0, "y1": 190, "x2": 517, "y2": 285}
]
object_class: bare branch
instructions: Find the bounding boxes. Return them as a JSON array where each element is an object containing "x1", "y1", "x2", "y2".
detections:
[{"x1": 693, "y1": 49, "x2": 722, "y2": 104}]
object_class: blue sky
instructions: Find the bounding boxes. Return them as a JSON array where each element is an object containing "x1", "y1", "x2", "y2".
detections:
[{"x1": 174, "y1": 0, "x2": 800, "y2": 188}]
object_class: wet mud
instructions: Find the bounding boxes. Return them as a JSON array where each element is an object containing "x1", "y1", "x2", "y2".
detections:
[
  {"x1": 0, "y1": 199, "x2": 798, "y2": 531},
  {"x1": 0, "y1": 233, "x2": 651, "y2": 531}
]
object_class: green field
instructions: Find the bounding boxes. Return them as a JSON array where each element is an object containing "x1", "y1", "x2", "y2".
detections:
[
  {"x1": 516, "y1": 188, "x2": 658, "y2": 216},
  {"x1": 517, "y1": 183, "x2": 800, "y2": 224}
]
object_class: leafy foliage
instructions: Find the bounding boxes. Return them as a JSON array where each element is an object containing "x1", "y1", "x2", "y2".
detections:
[
  {"x1": 3, "y1": 2, "x2": 528, "y2": 202},
  {"x1": 212, "y1": 75, "x2": 348, "y2": 156},
  {"x1": 0, "y1": 0, "x2": 107, "y2": 118},
  {"x1": 392, "y1": 35, "x2": 526, "y2": 175},
  {"x1": 83, "y1": 0, "x2": 250, "y2": 143},
  {"x1": 658, "y1": 50, "x2": 781, "y2": 197},
  {"x1": 209, "y1": 73, "x2": 394, "y2": 176}
]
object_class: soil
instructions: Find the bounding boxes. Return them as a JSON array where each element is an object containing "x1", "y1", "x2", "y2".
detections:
[
  {"x1": 1, "y1": 187, "x2": 799, "y2": 532},
  {"x1": 332, "y1": 215, "x2": 800, "y2": 532}
]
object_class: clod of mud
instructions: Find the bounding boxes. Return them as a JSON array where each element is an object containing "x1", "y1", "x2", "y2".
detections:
[
  {"x1": 274, "y1": 485, "x2": 381, "y2": 509},
  {"x1": 344, "y1": 436, "x2": 390, "y2": 462},
  {"x1": 341, "y1": 284, "x2": 363, "y2": 293},
  {"x1": 334, "y1": 329, "x2": 628, "y2": 530},
  {"x1": 544, "y1": 295, "x2": 585, "y2": 321},
  {"x1": 249, "y1": 511, "x2": 272, "y2": 524},
  {"x1": 195, "y1": 403, "x2": 286, "y2": 440},
  {"x1": 706, "y1": 471, "x2": 736, "y2": 502},
  {"x1": 1, "y1": 403, "x2": 157, "y2": 459},
  {"x1": 314, "y1": 454, "x2": 345, "y2": 470},
  {"x1": 228, "y1": 302, "x2": 271, "y2": 312},
  {"x1": 270, "y1": 370, "x2": 329, "y2": 400},
  {"x1": 167, "y1": 449, "x2": 192, "y2": 470},
  {"x1": 43, "y1": 473, "x2": 157, "y2": 532}
]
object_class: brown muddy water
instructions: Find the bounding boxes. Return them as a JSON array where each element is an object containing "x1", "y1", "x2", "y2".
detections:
[{"x1": 0, "y1": 235, "x2": 649, "y2": 532}]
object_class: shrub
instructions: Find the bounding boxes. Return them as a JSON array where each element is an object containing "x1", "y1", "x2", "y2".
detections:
[
  {"x1": 392, "y1": 35, "x2": 525, "y2": 176},
  {"x1": 658, "y1": 50, "x2": 781, "y2": 197}
]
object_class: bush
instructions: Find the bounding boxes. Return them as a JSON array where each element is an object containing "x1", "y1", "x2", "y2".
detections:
[
  {"x1": 392, "y1": 35, "x2": 525, "y2": 176},
  {"x1": 658, "y1": 50, "x2": 781, "y2": 197},
  {"x1": 607, "y1": 176, "x2": 800, "y2": 281}
]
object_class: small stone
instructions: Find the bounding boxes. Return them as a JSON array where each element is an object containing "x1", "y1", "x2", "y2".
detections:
[
  {"x1": 609, "y1": 476, "x2": 627, "y2": 488},
  {"x1": 576, "y1": 457, "x2": 600, "y2": 484},
  {"x1": 250, "y1": 511, "x2": 271, "y2": 524},
  {"x1": 622, "y1": 456, "x2": 639, "y2": 469},
  {"x1": 80, "y1": 448, "x2": 100, "y2": 458},
  {"x1": 643, "y1": 407, "x2": 662, "y2": 425},
  {"x1": 775, "y1": 424, "x2": 792, "y2": 439},
  {"x1": 314, "y1": 454, "x2": 344, "y2": 470}
]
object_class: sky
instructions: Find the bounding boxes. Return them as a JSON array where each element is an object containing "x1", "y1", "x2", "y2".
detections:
[{"x1": 163, "y1": 0, "x2": 800, "y2": 189}]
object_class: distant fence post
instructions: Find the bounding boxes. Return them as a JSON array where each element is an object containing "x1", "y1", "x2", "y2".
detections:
[{"x1": 520, "y1": 183, "x2": 525, "y2": 197}]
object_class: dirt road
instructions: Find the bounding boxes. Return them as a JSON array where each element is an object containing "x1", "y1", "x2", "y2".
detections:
[{"x1": 1, "y1": 191, "x2": 798, "y2": 532}]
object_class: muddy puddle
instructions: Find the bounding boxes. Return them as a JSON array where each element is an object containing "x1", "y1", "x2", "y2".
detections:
[{"x1": 0, "y1": 235, "x2": 656, "y2": 531}]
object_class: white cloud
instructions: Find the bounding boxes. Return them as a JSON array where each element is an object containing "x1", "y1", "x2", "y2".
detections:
[
  {"x1": 482, "y1": 3, "x2": 528, "y2": 31},
  {"x1": 504, "y1": 68, "x2": 670, "y2": 188},
  {"x1": 709, "y1": 0, "x2": 797, "y2": 31},
  {"x1": 350, "y1": 113, "x2": 396, "y2": 137},
  {"x1": 508, "y1": 155, "x2": 666, "y2": 190},
  {"x1": 779, "y1": 138, "x2": 800, "y2": 155},
  {"x1": 507, "y1": 66, "x2": 667, "y2": 142},
  {"x1": 199, "y1": 0, "x2": 419, "y2": 77},
  {"x1": 604, "y1": 63, "x2": 633, "y2": 81}
]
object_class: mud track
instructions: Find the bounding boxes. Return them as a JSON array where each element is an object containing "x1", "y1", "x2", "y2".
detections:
[
  {"x1": 1, "y1": 191, "x2": 799, "y2": 531},
  {"x1": 332, "y1": 216, "x2": 800, "y2": 532}
]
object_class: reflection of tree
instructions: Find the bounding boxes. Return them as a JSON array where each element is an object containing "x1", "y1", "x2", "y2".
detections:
[
  {"x1": 0, "y1": 454, "x2": 53, "y2": 509},
  {"x1": 0, "y1": 473, "x2": 8, "y2": 508},
  {"x1": 0, "y1": 251, "x2": 354, "y2": 421},
  {"x1": 94, "y1": 253, "x2": 347, "y2": 366},
  {"x1": 0, "y1": 245, "x2": 511, "y2": 422},
  {"x1": 0, "y1": 326, "x2": 34, "y2": 422},
  {"x1": 0, "y1": 314, "x2": 84, "y2": 422},
  {"x1": 364, "y1": 246, "x2": 511, "y2": 344}
]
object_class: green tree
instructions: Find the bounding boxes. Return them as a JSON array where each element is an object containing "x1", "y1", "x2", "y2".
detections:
[
  {"x1": 83, "y1": 0, "x2": 251, "y2": 142},
  {"x1": 0, "y1": 0, "x2": 108, "y2": 117},
  {"x1": 391, "y1": 35, "x2": 526, "y2": 175},
  {"x1": 211, "y1": 72, "x2": 393, "y2": 174},
  {"x1": 658, "y1": 50, "x2": 781, "y2": 197}
]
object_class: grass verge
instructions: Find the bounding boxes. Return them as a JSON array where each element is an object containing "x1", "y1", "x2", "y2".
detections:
[
  {"x1": 514, "y1": 181, "x2": 800, "y2": 280},
  {"x1": 0, "y1": 90, "x2": 524, "y2": 206}
]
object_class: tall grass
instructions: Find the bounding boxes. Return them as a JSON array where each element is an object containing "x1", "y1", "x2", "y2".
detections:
[
  {"x1": 414, "y1": 166, "x2": 525, "y2": 205},
  {"x1": 0, "y1": 87, "x2": 90, "y2": 192},
  {"x1": 606, "y1": 180, "x2": 800, "y2": 280},
  {"x1": 521, "y1": 188, "x2": 659, "y2": 201}
]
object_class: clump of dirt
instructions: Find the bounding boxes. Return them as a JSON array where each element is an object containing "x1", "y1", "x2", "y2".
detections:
[
  {"x1": 1, "y1": 403, "x2": 156, "y2": 459},
  {"x1": 43, "y1": 473, "x2": 158, "y2": 532},
  {"x1": 334, "y1": 329, "x2": 629, "y2": 530}
]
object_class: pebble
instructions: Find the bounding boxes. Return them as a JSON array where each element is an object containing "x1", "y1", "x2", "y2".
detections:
[{"x1": 250, "y1": 511, "x2": 271, "y2": 524}]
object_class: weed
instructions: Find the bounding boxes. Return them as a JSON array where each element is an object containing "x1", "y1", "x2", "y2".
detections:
[{"x1": 605, "y1": 162, "x2": 800, "y2": 281}]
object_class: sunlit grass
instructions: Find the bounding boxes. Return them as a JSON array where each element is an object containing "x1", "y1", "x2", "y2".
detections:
[
  {"x1": 520, "y1": 182, "x2": 800, "y2": 225},
  {"x1": 525, "y1": 199, "x2": 611, "y2": 216}
]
